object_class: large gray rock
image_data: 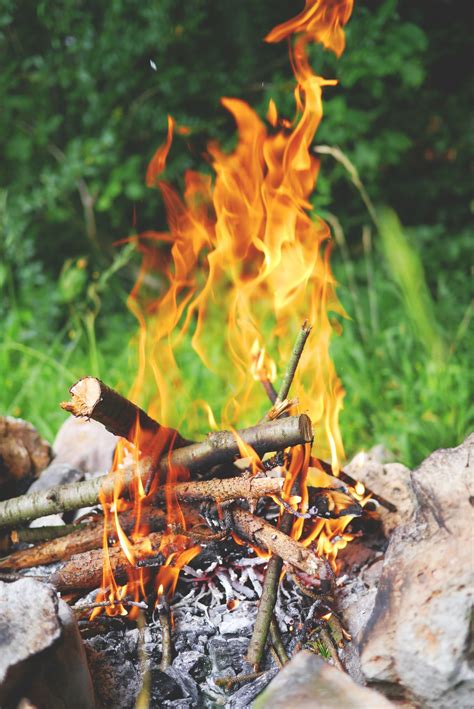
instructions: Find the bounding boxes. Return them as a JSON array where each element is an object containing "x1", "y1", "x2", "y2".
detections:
[
  {"x1": 0, "y1": 578, "x2": 95, "y2": 707},
  {"x1": 0, "y1": 578, "x2": 62, "y2": 703},
  {"x1": 254, "y1": 650, "x2": 394, "y2": 708},
  {"x1": 360, "y1": 434, "x2": 474, "y2": 706}
]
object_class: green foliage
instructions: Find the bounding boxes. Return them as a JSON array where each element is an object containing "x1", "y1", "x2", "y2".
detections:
[{"x1": 0, "y1": 1, "x2": 472, "y2": 466}]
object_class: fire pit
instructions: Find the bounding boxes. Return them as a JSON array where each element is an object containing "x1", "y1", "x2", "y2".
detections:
[{"x1": 0, "y1": 1, "x2": 472, "y2": 707}]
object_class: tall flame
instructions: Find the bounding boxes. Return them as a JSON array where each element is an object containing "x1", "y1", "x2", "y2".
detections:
[
  {"x1": 97, "y1": 0, "x2": 355, "y2": 614},
  {"x1": 128, "y1": 0, "x2": 352, "y2": 472}
]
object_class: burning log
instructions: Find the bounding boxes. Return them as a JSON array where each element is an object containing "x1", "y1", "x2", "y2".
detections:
[
  {"x1": 227, "y1": 506, "x2": 328, "y2": 580},
  {"x1": 51, "y1": 505, "x2": 328, "y2": 594},
  {"x1": 51, "y1": 525, "x2": 213, "y2": 593},
  {"x1": 61, "y1": 376, "x2": 192, "y2": 450},
  {"x1": 51, "y1": 531, "x2": 166, "y2": 591},
  {"x1": 0, "y1": 505, "x2": 202, "y2": 570},
  {"x1": 0, "y1": 416, "x2": 309, "y2": 528}
]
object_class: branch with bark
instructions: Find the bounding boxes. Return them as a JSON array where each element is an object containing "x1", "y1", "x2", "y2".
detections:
[
  {"x1": 61, "y1": 377, "x2": 191, "y2": 450},
  {"x1": 0, "y1": 415, "x2": 309, "y2": 528}
]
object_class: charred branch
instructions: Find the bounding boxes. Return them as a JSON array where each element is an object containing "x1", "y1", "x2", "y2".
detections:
[
  {"x1": 227, "y1": 506, "x2": 327, "y2": 580},
  {"x1": 0, "y1": 505, "x2": 202, "y2": 570}
]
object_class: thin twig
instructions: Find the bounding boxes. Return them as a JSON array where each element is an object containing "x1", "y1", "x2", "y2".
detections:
[
  {"x1": 215, "y1": 671, "x2": 264, "y2": 689},
  {"x1": 248, "y1": 324, "x2": 313, "y2": 668},
  {"x1": 270, "y1": 616, "x2": 289, "y2": 665},
  {"x1": 246, "y1": 555, "x2": 282, "y2": 669},
  {"x1": 158, "y1": 596, "x2": 173, "y2": 670},
  {"x1": 262, "y1": 321, "x2": 312, "y2": 422},
  {"x1": 72, "y1": 599, "x2": 148, "y2": 612},
  {"x1": 270, "y1": 645, "x2": 283, "y2": 669},
  {"x1": 319, "y1": 626, "x2": 345, "y2": 672}
]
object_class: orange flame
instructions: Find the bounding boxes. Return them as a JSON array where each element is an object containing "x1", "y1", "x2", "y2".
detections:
[{"x1": 95, "y1": 0, "x2": 358, "y2": 614}]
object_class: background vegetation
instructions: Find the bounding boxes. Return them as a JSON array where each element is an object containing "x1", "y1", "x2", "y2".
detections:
[{"x1": 1, "y1": 0, "x2": 472, "y2": 466}]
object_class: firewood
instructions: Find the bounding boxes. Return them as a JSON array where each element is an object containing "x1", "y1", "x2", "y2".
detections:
[
  {"x1": 0, "y1": 415, "x2": 310, "y2": 528},
  {"x1": 61, "y1": 376, "x2": 192, "y2": 451},
  {"x1": 51, "y1": 527, "x2": 206, "y2": 592},
  {"x1": 0, "y1": 519, "x2": 102, "y2": 570},
  {"x1": 51, "y1": 532, "x2": 165, "y2": 591},
  {"x1": 228, "y1": 506, "x2": 328, "y2": 579},
  {"x1": 0, "y1": 505, "x2": 201, "y2": 570}
]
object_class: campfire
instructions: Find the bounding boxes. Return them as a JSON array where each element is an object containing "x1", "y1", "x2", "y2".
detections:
[{"x1": 1, "y1": 1, "x2": 472, "y2": 708}]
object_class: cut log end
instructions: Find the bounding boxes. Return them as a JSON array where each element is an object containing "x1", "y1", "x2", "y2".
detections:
[
  {"x1": 60, "y1": 377, "x2": 102, "y2": 418},
  {"x1": 299, "y1": 413, "x2": 313, "y2": 443}
]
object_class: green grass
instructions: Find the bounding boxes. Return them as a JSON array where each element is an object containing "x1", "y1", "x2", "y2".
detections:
[{"x1": 1, "y1": 191, "x2": 472, "y2": 469}]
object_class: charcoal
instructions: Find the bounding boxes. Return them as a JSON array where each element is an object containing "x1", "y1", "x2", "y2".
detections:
[
  {"x1": 149, "y1": 667, "x2": 183, "y2": 703},
  {"x1": 219, "y1": 601, "x2": 257, "y2": 635},
  {"x1": 172, "y1": 650, "x2": 211, "y2": 683},
  {"x1": 165, "y1": 665, "x2": 200, "y2": 703},
  {"x1": 85, "y1": 632, "x2": 141, "y2": 709},
  {"x1": 208, "y1": 636, "x2": 249, "y2": 674}
]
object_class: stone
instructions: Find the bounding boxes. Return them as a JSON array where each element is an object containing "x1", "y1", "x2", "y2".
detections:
[
  {"x1": 0, "y1": 416, "x2": 52, "y2": 499},
  {"x1": 0, "y1": 579, "x2": 61, "y2": 704},
  {"x1": 360, "y1": 434, "x2": 474, "y2": 706},
  {"x1": 346, "y1": 451, "x2": 415, "y2": 535},
  {"x1": 0, "y1": 579, "x2": 95, "y2": 708},
  {"x1": 53, "y1": 416, "x2": 117, "y2": 475},
  {"x1": 27, "y1": 600, "x2": 96, "y2": 708},
  {"x1": 254, "y1": 650, "x2": 394, "y2": 708},
  {"x1": 28, "y1": 462, "x2": 84, "y2": 493}
]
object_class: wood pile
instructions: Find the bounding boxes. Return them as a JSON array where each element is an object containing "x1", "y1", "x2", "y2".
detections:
[{"x1": 0, "y1": 325, "x2": 395, "y2": 675}]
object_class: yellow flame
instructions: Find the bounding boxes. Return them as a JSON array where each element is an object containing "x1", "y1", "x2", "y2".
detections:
[{"x1": 95, "y1": 0, "x2": 357, "y2": 613}]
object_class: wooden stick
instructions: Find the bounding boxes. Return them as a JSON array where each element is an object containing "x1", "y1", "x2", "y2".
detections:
[
  {"x1": 0, "y1": 523, "x2": 87, "y2": 557},
  {"x1": 153, "y1": 475, "x2": 283, "y2": 505},
  {"x1": 228, "y1": 506, "x2": 327, "y2": 579},
  {"x1": 246, "y1": 554, "x2": 282, "y2": 669},
  {"x1": 262, "y1": 321, "x2": 312, "y2": 422},
  {"x1": 0, "y1": 520, "x2": 101, "y2": 569},
  {"x1": 270, "y1": 616, "x2": 289, "y2": 665},
  {"x1": 51, "y1": 524, "x2": 208, "y2": 592},
  {"x1": 0, "y1": 416, "x2": 309, "y2": 528},
  {"x1": 157, "y1": 596, "x2": 173, "y2": 670},
  {"x1": 61, "y1": 377, "x2": 191, "y2": 450},
  {"x1": 250, "y1": 323, "x2": 313, "y2": 667}
]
